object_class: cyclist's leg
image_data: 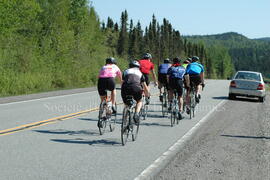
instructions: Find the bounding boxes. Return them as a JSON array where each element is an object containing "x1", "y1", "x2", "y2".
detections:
[
  {"x1": 176, "y1": 79, "x2": 184, "y2": 113},
  {"x1": 168, "y1": 79, "x2": 174, "y2": 110},
  {"x1": 97, "y1": 78, "x2": 107, "y2": 103},
  {"x1": 110, "y1": 89, "x2": 116, "y2": 105},
  {"x1": 133, "y1": 89, "x2": 143, "y2": 123},
  {"x1": 143, "y1": 73, "x2": 151, "y2": 104},
  {"x1": 107, "y1": 78, "x2": 117, "y2": 112}
]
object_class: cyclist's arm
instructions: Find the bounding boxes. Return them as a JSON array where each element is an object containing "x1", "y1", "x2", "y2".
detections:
[{"x1": 151, "y1": 69, "x2": 158, "y2": 85}]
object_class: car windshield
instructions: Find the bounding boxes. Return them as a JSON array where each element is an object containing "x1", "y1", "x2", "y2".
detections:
[{"x1": 235, "y1": 72, "x2": 261, "y2": 81}]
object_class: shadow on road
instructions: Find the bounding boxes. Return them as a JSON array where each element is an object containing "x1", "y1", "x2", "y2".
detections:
[
  {"x1": 51, "y1": 138, "x2": 121, "y2": 146},
  {"x1": 228, "y1": 97, "x2": 260, "y2": 103},
  {"x1": 212, "y1": 96, "x2": 228, "y2": 100},
  {"x1": 34, "y1": 129, "x2": 100, "y2": 136},
  {"x1": 221, "y1": 134, "x2": 270, "y2": 140},
  {"x1": 140, "y1": 122, "x2": 171, "y2": 127}
]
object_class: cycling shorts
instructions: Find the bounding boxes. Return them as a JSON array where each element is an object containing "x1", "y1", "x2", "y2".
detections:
[
  {"x1": 189, "y1": 74, "x2": 202, "y2": 87},
  {"x1": 168, "y1": 78, "x2": 184, "y2": 96},
  {"x1": 97, "y1": 77, "x2": 115, "y2": 96},
  {"x1": 158, "y1": 73, "x2": 168, "y2": 89},
  {"x1": 121, "y1": 86, "x2": 143, "y2": 104}
]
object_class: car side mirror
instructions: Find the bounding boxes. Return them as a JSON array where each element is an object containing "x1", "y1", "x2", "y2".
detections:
[{"x1": 227, "y1": 77, "x2": 231, "y2": 80}]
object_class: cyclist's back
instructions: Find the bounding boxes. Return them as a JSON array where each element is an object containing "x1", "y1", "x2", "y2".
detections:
[{"x1": 121, "y1": 60, "x2": 149, "y2": 122}]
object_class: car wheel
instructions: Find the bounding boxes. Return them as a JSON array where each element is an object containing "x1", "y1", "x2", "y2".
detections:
[
  {"x1": 228, "y1": 93, "x2": 236, "y2": 100},
  {"x1": 258, "y1": 97, "x2": 265, "y2": 103}
]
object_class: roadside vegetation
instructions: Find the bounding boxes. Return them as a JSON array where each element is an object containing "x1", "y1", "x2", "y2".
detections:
[{"x1": 0, "y1": 0, "x2": 236, "y2": 97}]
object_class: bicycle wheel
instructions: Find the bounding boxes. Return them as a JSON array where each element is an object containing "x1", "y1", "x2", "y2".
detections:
[
  {"x1": 190, "y1": 90, "x2": 196, "y2": 118},
  {"x1": 109, "y1": 104, "x2": 117, "y2": 132},
  {"x1": 162, "y1": 91, "x2": 168, "y2": 117},
  {"x1": 170, "y1": 102, "x2": 176, "y2": 127},
  {"x1": 121, "y1": 108, "x2": 129, "y2": 146},
  {"x1": 98, "y1": 101, "x2": 107, "y2": 135},
  {"x1": 132, "y1": 110, "x2": 140, "y2": 141},
  {"x1": 141, "y1": 98, "x2": 148, "y2": 120}
]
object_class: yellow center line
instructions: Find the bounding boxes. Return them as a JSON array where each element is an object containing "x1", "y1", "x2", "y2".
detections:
[{"x1": 0, "y1": 93, "x2": 159, "y2": 136}]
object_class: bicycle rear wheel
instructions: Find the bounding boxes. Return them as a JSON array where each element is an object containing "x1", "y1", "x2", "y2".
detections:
[
  {"x1": 121, "y1": 108, "x2": 129, "y2": 146},
  {"x1": 190, "y1": 90, "x2": 196, "y2": 118},
  {"x1": 98, "y1": 101, "x2": 107, "y2": 135},
  {"x1": 162, "y1": 91, "x2": 168, "y2": 117},
  {"x1": 132, "y1": 112, "x2": 140, "y2": 141},
  {"x1": 140, "y1": 100, "x2": 148, "y2": 120},
  {"x1": 109, "y1": 104, "x2": 117, "y2": 132},
  {"x1": 170, "y1": 102, "x2": 176, "y2": 127}
]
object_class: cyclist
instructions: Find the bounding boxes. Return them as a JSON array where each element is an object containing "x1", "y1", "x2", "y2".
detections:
[
  {"x1": 138, "y1": 53, "x2": 158, "y2": 104},
  {"x1": 182, "y1": 57, "x2": 191, "y2": 69},
  {"x1": 97, "y1": 57, "x2": 122, "y2": 114},
  {"x1": 167, "y1": 57, "x2": 186, "y2": 120},
  {"x1": 158, "y1": 58, "x2": 171, "y2": 102},
  {"x1": 121, "y1": 60, "x2": 150, "y2": 123},
  {"x1": 185, "y1": 56, "x2": 205, "y2": 105}
]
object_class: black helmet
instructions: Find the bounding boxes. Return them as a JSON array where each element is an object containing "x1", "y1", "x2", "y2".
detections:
[
  {"x1": 163, "y1": 58, "x2": 170, "y2": 63},
  {"x1": 191, "y1": 56, "x2": 199, "y2": 62},
  {"x1": 143, "y1": 53, "x2": 152, "y2": 59},
  {"x1": 106, "y1": 57, "x2": 116, "y2": 64},
  {"x1": 173, "y1": 57, "x2": 180, "y2": 64},
  {"x1": 129, "y1": 60, "x2": 140, "y2": 68},
  {"x1": 184, "y1": 57, "x2": 191, "y2": 64}
]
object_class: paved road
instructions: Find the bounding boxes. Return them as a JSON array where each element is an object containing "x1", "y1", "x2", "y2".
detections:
[
  {"x1": 1, "y1": 80, "x2": 231, "y2": 180},
  {"x1": 157, "y1": 92, "x2": 270, "y2": 179}
]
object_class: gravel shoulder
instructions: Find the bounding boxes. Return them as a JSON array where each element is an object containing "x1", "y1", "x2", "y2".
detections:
[{"x1": 156, "y1": 94, "x2": 270, "y2": 180}]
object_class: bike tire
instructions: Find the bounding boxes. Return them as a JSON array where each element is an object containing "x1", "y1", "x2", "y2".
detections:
[
  {"x1": 109, "y1": 104, "x2": 117, "y2": 132},
  {"x1": 170, "y1": 104, "x2": 176, "y2": 127},
  {"x1": 121, "y1": 108, "x2": 129, "y2": 146},
  {"x1": 132, "y1": 111, "x2": 139, "y2": 141},
  {"x1": 190, "y1": 91, "x2": 196, "y2": 118},
  {"x1": 98, "y1": 101, "x2": 107, "y2": 135},
  {"x1": 162, "y1": 92, "x2": 168, "y2": 117}
]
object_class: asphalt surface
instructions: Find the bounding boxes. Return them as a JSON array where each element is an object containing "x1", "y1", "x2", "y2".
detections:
[
  {"x1": 156, "y1": 93, "x2": 270, "y2": 180},
  {"x1": 0, "y1": 80, "x2": 254, "y2": 180}
]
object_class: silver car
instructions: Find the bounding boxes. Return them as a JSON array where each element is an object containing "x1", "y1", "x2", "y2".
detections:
[{"x1": 228, "y1": 71, "x2": 266, "y2": 102}]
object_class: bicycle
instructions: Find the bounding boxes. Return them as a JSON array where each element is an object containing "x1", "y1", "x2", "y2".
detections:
[
  {"x1": 170, "y1": 90, "x2": 181, "y2": 127},
  {"x1": 140, "y1": 94, "x2": 148, "y2": 120},
  {"x1": 97, "y1": 96, "x2": 117, "y2": 135},
  {"x1": 161, "y1": 86, "x2": 169, "y2": 117},
  {"x1": 121, "y1": 96, "x2": 140, "y2": 146}
]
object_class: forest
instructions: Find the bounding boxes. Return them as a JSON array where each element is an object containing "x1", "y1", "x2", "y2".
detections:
[
  {"x1": 0, "y1": 0, "x2": 235, "y2": 97},
  {"x1": 186, "y1": 32, "x2": 270, "y2": 78}
]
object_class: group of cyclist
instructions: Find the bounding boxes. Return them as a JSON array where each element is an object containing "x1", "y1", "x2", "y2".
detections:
[{"x1": 97, "y1": 53, "x2": 204, "y2": 126}]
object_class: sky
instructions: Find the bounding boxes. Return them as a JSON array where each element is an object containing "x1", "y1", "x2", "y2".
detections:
[{"x1": 90, "y1": 0, "x2": 270, "y2": 39}]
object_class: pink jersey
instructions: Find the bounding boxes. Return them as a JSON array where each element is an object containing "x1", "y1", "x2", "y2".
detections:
[{"x1": 99, "y1": 64, "x2": 122, "y2": 78}]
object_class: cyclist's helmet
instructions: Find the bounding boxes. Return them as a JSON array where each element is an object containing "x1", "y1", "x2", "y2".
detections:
[
  {"x1": 191, "y1": 56, "x2": 199, "y2": 62},
  {"x1": 173, "y1": 57, "x2": 180, "y2": 64},
  {"x1": 106, "y1": 57, "x2": 117, "y2": 64},
  {"x1": 129, "y1": 60, "x2": 140, "y2": 68},
  {"x1": 143, "y1": 53, "x2": 152, "y2": 59},
  {"x1": 184, "y1": 57, "x2": 191, "y2": 64},
  {"x1": 163, "y1": 58, "x2": 170, "y2": 63}
]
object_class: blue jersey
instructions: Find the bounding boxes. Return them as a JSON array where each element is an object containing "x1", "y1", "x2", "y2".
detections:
[
  {"x1": 167, "y1": 65, "x2": 186, "y2": 79},
  {"x1": 186, "y1": 62, "x2": 204, "y2": 75},
  {"x1": 158, "y1": 63, "x2": 171, "y2": 74}
]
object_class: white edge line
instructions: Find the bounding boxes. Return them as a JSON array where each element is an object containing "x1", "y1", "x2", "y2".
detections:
[
  {"x1": 135, "y1": 99, "x2": 227, "y2": 180},
  {"x1": 0, "y1": 91, "x2": 94, "y2": 106}
]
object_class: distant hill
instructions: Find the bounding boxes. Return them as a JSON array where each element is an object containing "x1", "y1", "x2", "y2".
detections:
[
  {"x1": 254, "y1": 37, "x2": 270, "y2": 42},
  {"x1": 185, "y1": 32, "x2": 270, "y2": 78}
]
